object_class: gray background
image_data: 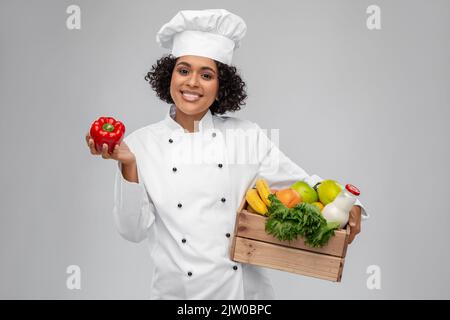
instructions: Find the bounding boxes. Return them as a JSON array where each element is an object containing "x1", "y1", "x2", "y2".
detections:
[{"x1": 1, "y1": 0, "x2": 449, "y2": 299}]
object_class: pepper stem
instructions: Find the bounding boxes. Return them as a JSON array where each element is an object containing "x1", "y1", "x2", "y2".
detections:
[{"x1": 102, "y1": 123, "x2": 115, "y2": 132}]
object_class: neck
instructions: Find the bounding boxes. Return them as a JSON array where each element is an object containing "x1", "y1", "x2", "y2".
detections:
[{"x1": 175, "y1": 107, "x2": 209, "y2": 133}]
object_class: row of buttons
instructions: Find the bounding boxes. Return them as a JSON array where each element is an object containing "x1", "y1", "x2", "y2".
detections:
[
  {"x1": 186, "y1": 265, "x2": 238, "y2": 277},
  {"x1": 181, "y1": 233, "x2": 234, "y2": 278},
  {"x1": 181, "y1": 233, "x2": 231, "y2": 244}
]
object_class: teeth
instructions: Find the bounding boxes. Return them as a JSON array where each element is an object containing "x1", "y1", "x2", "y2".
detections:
[
  {"x1": 184, "y1": 92, "x2": 199, "y2": 97},
  {"x1": 182, "y1": 92, "x2": 201, "y2": 101}
]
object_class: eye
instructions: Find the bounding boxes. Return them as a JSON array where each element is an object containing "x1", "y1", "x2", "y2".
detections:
[
  {"x1": 177, "y1": 68, "x2": 189, "y2": 75},
  {"x1": 202, "y1": 73, "x2": 213, "y2": 80}
]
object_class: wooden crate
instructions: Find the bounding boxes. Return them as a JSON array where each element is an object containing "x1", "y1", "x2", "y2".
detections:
[{"x1": 229, "y1": 194, "x2": 351, "y2": 282}]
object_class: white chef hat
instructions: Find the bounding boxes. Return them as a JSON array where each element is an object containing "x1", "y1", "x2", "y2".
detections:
[{"x1": 156, "y1": 9, "x2": 247, "y2": 65}]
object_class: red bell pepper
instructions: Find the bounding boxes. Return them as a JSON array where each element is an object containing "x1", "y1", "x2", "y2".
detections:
[{"x1": 90, "y1": 116, "x2": 125, "y2": 154}]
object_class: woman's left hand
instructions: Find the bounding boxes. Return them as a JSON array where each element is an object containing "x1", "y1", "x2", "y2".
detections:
[{"x1": 347, "y1": 205, "x2": 362, "y2": 244}]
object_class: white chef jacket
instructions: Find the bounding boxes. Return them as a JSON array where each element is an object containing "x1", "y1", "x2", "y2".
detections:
[{"x1": 113, "y1": 104, "x2": 368, "y2": 300}]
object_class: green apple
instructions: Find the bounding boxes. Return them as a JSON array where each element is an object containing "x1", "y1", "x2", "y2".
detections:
[
  {"x1": 317, "y1": 180, "x2": 342, "y2": 205},
  {"x1": 290, "y1": 181, "x2": 318, "y2": 204}
]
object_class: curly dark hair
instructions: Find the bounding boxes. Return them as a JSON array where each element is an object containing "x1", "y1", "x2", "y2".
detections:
[{"x1": 144, "y1": 54, "x2": 247, "y2": 115}]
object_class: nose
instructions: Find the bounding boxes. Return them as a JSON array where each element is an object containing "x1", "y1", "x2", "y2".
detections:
[{"x1": 186, "y1": 72, "x2": 200, "y2": 87}]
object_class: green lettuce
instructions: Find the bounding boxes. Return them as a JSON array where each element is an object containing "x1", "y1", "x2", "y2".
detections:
[{"x1": 265, "y1": 194, "x2": 339, "y2": 247}]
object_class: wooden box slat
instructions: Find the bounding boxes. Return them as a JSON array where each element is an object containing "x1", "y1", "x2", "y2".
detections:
[
  {"x1": 233, "y1": 237, "x2": 344, "y2": 282},
  {"x1": 237, "y1": 209, "x2": 349, "y2": 257}
]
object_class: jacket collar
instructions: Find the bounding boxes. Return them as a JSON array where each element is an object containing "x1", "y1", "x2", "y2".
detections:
[{"x1": 164, "y1": 104, "x2": 215, "y2": 133}]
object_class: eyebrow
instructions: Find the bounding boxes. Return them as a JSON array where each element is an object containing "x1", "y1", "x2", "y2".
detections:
[{"x1": 175, "y1": 61, "x2": 216, "y2": 74}]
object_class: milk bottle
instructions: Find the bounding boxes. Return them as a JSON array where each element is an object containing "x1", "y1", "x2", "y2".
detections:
[{"x1": 321, "y1": 184, "x2": 360, "y2": 228}]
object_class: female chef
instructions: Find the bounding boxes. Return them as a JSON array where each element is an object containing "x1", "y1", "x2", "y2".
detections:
[{"x1": 86, "y1": 9, "x2": 368, "y2": 299}]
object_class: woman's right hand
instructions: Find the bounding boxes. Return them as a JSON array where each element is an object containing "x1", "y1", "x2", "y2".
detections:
[{"x1": 85, "y1": 133, "x2": 136, "y2": 165}]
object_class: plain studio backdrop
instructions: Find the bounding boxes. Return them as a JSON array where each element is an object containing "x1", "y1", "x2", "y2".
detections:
[{"x1": 1, "y1": 0, "x2": 449, "y2": 299}]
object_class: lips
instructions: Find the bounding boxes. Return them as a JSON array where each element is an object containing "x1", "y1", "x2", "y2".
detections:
[{"x1": 181, "y1": 91, "x2": 202, "y2": 102}]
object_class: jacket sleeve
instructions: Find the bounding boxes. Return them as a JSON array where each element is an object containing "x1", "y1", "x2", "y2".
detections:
[
  {"x1": 113, "y1": 158, "x2": 156, "y2": 243},
  {"x1": 255, "y1": 123, "x2": 369, "y2": 220}
]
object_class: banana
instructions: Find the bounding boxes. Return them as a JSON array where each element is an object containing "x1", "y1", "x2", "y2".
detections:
[
  {"x1": 245, "y1": 188, "x2": 268, "y2": 215},
  {"x1": 246, "y1": 203, "x2": 258, "y2": 214},
  {"x1": 256, "y1": 178, "x2": 271, "y2": 206}
]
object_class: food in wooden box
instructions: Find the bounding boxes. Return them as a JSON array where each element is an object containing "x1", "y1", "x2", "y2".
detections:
[{"x1": 229, "y1": 178, "x2": 355, "y2": 282}]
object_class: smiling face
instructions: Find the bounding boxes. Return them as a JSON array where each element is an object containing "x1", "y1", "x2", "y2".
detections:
[{"x1": 169, "y1": 55, "x2": 219, "y2": 117}]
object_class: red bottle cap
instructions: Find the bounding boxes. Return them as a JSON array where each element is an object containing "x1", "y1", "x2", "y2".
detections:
[{"x1": 345, "y1": 184, "x2": 360, "y2": 196}]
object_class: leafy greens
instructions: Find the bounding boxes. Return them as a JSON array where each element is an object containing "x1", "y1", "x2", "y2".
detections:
[{"x1": 265, "y1": 194, "x2": 340, "y2": 247}]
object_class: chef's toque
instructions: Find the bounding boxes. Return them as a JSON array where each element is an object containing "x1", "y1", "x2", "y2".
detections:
[{"x1": 156, "y1": 9, "x2": 247, "y2": 65}]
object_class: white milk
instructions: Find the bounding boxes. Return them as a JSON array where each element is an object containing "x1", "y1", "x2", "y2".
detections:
[{"x1": 322, "y1": 185, "x2": 359, "y2": 228}]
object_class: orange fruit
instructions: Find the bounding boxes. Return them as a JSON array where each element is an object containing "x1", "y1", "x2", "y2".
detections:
[{"x1": 275, "y1": 188, "x2": 302, "y2": 208}]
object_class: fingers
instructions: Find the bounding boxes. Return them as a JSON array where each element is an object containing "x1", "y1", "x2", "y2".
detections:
[
  {"x1": 86, "y1": 133, "x2": 99, "y2": 154},
  {"x1": 87, "y1": 139, "x2": 112, "y2": 159},
  {"x1": 109, "y1": 144, "x2": 120, "y2": 159},
  {"x1": 101, "y1": 143, "x2": 112, "y2": 159},
  {"x1": 349, "y1": 207, "x2": 356, "y2": 223},
  {"x1": 87, "y1": 137, "x2": 100, "y2": 155},
  {"x1": 349, "y1": 207, "x2": 361, "y2": 226},
  {"x1": 347, "y1": 207, "x2": 361, "y2": 245},
  {"x1": 348, "y1": 231, "x2": 356, "y2": 244},
  {"x1": 349, "y1": 214, "x2": 361, "y2": 234},
  {"x1": 86, "y1": 133, "x2": 117, "y2": 160},
  {"x1": 348, "y1": 224, "x2": 358, "y2": 244}
]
